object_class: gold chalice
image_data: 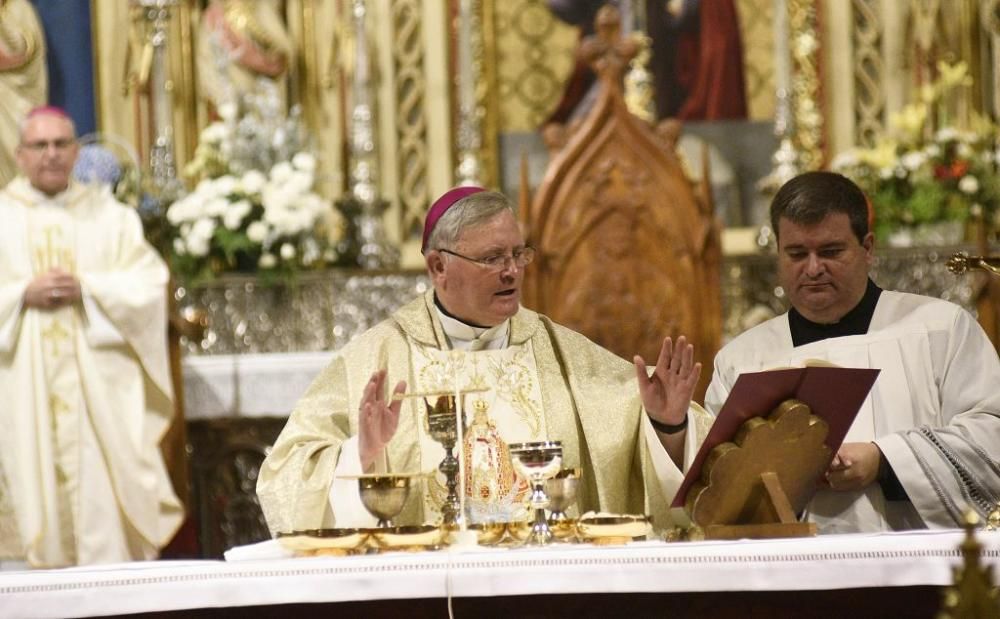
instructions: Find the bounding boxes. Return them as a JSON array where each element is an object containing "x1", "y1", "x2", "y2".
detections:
[
  {"x1": 509, "y1": 441, "x2": 563, "y2": 546},
  {"x1": 358, "y1": 475, "x2": 412, "y2": 528},
  {"x1": 545, "y1": 468, "x2": 581, "y2": 521},
  {"x1": 424, "y1": 395, "x2": 467, "y2": 527}
]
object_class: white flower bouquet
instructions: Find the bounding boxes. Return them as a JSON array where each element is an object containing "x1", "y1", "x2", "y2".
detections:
[{"x1": 166, "y1": 105, "x2": 346, "y2": 284}]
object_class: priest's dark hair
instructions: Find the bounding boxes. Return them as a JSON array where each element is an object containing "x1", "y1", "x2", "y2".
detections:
[{"x1": 770, "y1": 171, "x2": 870, "y2": 243}]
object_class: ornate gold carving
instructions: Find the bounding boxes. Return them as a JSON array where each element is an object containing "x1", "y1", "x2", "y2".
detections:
[
  {"x1": 492, "y1": 0, "x2": 577, "y2": 131},
  {"x1": 948, "y1": 252, "x2": 1000, "y2": 278},
  {"x1": 480, "y1": 0, "x2": 500, "y2": 188},
  {"x1": 851, "y1": 0, "x2": 885, "y2": 146},
  {"x1": 734, "y1": 0, "x2": 776, "y2": 121},
  {"x1": 623, "y1": 33, "x2": 655, "y2": 123},
  {"x1": 909, "y1": 0, "x2": 943, "y2": 87},
  {"x1": 298, "y1": 0, "x2": 320, "y2": 144},
  {"x1": 789, "y1": 0, "x2": 825, "y2": 168},
  {"x1": 454, "y1": 0, "x2": 486, "y2": 186},
  {"x1": 391, "y1": 0, "x2": 429, "y2": 239}
]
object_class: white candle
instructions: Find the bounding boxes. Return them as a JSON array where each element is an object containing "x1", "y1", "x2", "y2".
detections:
[{"x1": 774, "y1": 0, "x2": 791, "y2": 98}]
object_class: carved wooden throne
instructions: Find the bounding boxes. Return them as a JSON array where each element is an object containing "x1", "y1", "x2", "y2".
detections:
[{"x1": 520, "y1": 5, "x2": 721, "y2": 399}]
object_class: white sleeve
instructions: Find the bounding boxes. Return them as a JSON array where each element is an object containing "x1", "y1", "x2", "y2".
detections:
[
  {"x1": 0, "y1": 299, "x2": 23, "y2": 353},
  {"x1": 640, "y1": 407, "x2": 698, "y2": 500},
  {"x1": 0, "y1": 280, "x2": 28, "y2": 353},
  {"x1": 80, "y1": 292, "x2": 126, "y2": 347},
  {"x1": 327, "y1": 435, "x2": 385, "y2": 527}
]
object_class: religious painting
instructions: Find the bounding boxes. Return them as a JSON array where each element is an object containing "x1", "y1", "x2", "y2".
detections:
[{"x1": 492, "y1": 0, "x2": 779, "y2": 227}]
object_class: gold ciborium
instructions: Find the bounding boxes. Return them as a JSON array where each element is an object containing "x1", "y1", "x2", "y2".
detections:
[
  {"x1": 509, "y1": 441, "x2": 563, "y2": 546},
  {"x1": 424, "y1": 395, "x2": 467, "y2": 527},
  {"x1": 358, "y1": 475, "x2": 412, "y2": 528}
]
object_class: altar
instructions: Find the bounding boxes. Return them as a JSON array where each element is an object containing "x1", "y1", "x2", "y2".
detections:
[{"x1": 1, "y1": 529, "x2": 995, "y2": 618}]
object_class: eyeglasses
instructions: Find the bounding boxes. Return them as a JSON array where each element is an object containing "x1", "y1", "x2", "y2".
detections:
[
  {"x1": 20, "y1": 138, "x2": 76, "y2": 153},
  {"x1": 437, "y1": 246, "x2": 535, "y2": 271}
]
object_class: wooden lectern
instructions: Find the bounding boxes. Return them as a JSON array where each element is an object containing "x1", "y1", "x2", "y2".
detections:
[
  {"x1": 685, "y1": 399, "x2": 828, "y2": 540},
  {"x1": 673, "y1": 366, "x2": 880, "y2": 540}
]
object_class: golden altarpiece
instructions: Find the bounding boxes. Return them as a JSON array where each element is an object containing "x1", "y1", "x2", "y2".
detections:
[{"x1": 78, "y1": 0, "x2": 1000, "y2": 557}]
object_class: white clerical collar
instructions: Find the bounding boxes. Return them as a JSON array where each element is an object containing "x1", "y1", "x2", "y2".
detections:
[{"x1": 434, "y1": 302, "x2": 510, "y2": 351}]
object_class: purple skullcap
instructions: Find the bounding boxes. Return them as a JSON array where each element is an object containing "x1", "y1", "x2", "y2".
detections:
[{"x1": 422, "y1": 185, "x2": 487, "y2": 252}]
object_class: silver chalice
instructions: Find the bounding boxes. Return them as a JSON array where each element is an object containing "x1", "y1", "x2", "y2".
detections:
[{"x1": 509, "y1": 441, "x2": 563, "y2": 546}]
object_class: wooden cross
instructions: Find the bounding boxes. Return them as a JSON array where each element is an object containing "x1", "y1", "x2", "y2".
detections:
[{"x1": 578, "y1": 5, "x2": 638, "y2": 87}]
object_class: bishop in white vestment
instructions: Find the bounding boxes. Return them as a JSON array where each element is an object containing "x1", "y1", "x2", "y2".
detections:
[
  {"x1": 0, "y1": 108, "x2": 182, "y2": 567},
  {"x1": 258, "y1": 188, "x2": 712, "y2": 533}
]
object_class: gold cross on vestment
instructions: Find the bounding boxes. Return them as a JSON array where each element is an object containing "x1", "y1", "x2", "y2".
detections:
[
  {"x1": 49, "y1": 393, "x2": 70, "y2": 417},
  {"x1": 41, "y1": 319, "x2": 71, "y2": 357},
  {"x1": 33, "y1": 226, "x2": 75, "y2": 274}
]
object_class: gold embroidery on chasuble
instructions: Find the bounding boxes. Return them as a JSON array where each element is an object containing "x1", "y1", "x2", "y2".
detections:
[
  {"x1": 41, "y1": 319, "x2": 70, "y2": 357},
  {"x1": 413, "y1": 345, "x2": 546, "y2": 523},
  {"x1": 27, "y1": 209, "x2": 81, "y2": 557},
  {"x1": 33, "y1": 224, "x2": 76, "y2": 274}
]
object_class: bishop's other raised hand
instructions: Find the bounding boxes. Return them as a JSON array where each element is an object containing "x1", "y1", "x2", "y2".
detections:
[{"x1": 633, "y1": 335, "x2": 701, "y2": 430}]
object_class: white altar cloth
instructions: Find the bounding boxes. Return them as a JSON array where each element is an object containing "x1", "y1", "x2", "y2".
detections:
[
  {"x1": 182, "y1": 352, "x2": 332, "y2": 419},
  {"x1": 0, "y1": 530, "x2": 997, "y2": 618}
]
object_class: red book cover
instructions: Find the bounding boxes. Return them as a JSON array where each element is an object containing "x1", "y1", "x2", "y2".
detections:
[{"x1": 671, "y1": 366, "x2": 880, "y2": 508}]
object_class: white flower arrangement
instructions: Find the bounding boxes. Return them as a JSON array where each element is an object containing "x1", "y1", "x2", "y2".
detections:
[{"x1": 166, "y1": 108, "x2": 346, "y2": 285}]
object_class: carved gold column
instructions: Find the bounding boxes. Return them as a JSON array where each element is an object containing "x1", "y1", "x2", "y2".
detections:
[
  {"x1": 759, "y1": 0, "x2": 801, "y2": 196},
  {"x1": 789, "y1": 0, "x2": 825, "y2": 169},
  {"x1": 288, "y1": 0, "x2": 344, "y2": 200},
  {"x1": 454, "y1": 0, "x2": 486, "y2": 186},
  {"x1": 337, "y1": 0, "x2": 398, "y2": 268},
  {"x1": 985, "y1": 0, "x2": 1000, "y2": 120},
  {"x1": 128, "y1": 0, "x2": 184, "y2": 200},
  {"x1": 479, "y1": 0, "x2": 500, "y2": 190},
  {"x1": 623, "y1": 0, "x2": 655, "y2": 123}
]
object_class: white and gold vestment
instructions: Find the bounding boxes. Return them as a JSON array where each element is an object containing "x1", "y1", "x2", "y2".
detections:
[
  {"x1": 0, "y1": 178, "x2": 182, "y2": 567},
  {"x1": 257, "y1": 291, "x2": 713, "y2": 534}
]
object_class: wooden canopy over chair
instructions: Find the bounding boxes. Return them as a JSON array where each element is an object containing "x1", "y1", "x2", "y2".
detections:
[{"x1": 519, "y1": 5, "x2": 721, "y2": 400}]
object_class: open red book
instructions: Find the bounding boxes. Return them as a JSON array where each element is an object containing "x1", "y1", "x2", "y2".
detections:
[{"x1": 671, "y1": 365, "x2": 880, "y2": 509}]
